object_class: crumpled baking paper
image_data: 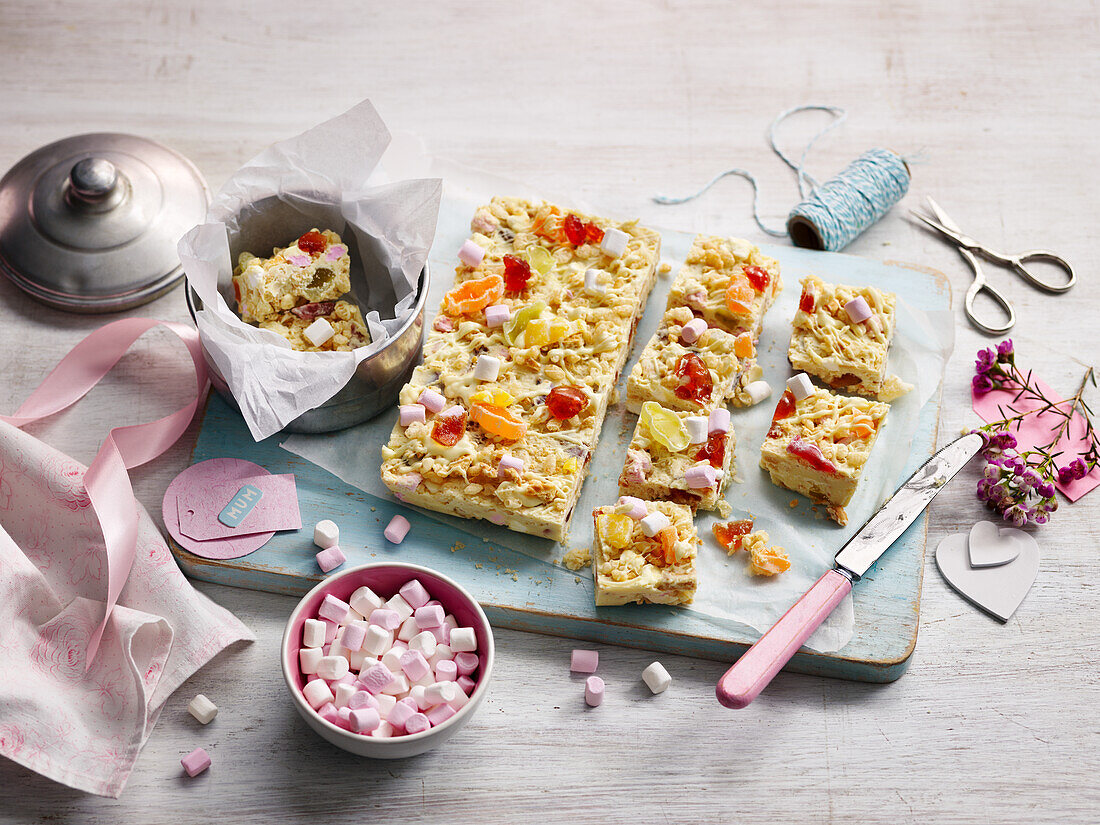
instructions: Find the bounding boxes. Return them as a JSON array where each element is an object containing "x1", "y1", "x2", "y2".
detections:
[{"x1": 178, "y1": 99, "x2": 441, "y2": 441}]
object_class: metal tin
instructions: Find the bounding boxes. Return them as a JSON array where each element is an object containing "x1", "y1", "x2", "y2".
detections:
[
  {"x1": 185, "y1": 194, "x2": 427, "y2": 433},
  {"x1": 0, "y1": 133, "x2": 209, "y2": 312}
]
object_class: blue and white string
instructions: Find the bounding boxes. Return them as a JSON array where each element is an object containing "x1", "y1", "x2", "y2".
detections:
[{"x1": 653, "y1": 105, "x2": 910, "y2": 252}]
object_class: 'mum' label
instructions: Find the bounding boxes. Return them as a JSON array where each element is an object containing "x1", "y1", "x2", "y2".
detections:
[{"x1": 218, "y1": 484, "x2": 263, "y2": 528}]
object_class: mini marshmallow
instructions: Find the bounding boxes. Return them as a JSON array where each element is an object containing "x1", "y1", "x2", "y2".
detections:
[
  {"x1": 350, "y1": 585, "x2": 384, "y2": 616},
  {"x1": 600, "y1": 228, "x2": 629, "y2": 258},
  {"x1": 423, "y1": 681, "x2": 458, "y2": 706},
  {"x1": 679, "y1": 317, "x2": 708, "y2": 345},
  {"x1": 458, "y1": 239, "x2": 486, "y2": 268},
  {"x1": 685, "y1": 416, "x2": 709, "y2": 444},
  {"x1": 181, "y1": 747, "x2": 211, "y2": 778},
  {"x1": 584, "y1": 268, "x2": 607, "y2": 296},
  {"x1": 334, "y1": 682, "x2": 357, "y2": 709},
  {"x1": 414, "y1": 604, "x2": 444, "y2": 629},
  {"x1": 787, "y1": 373, "x2": 814, "y2": 401},
  {"x1": 570, "y1": 649, "x2": 599, "y2": 673},
  {"x1": 397, "y1": 616, "x2": 420, "y2": 643},
  {"x1": 338, "y1": 706, "x2": 353, "y2": 724},
  {"x1": 299, "y1": 647, "x2": 323, "y2": 675},
  {"x1": 426, "y1": 702, "x2": 456, "y2": 726},
  {"x1": 642, "y1": 661, "x2": 672, "y2": 694},
  {"x1": 457, "y1": 675, "x2": 476, "y2": 695},
  {"x1": 380, "y1": 647, "x2": 406, "y2": 674},
  {"x1": 384, "y1": 515, "x2": 411, "y2": 545},
  {"x1": 429, "y1": 623, "x2": 451, "y2": 645},
  {"x1": 743, "y1": 380, "x2": 773, "y2": 406},
  {"x1": 322, "y1": 619, "x2": 339, "y2": 644},
  {"x1": 303, "y1": 678, "x2": 335, "y2": 709},
  {"x1": 347, "y1": 690, "x2": 378, "y2": 711},
  {"x1": 348, "y1": 649, "x2": 370, "y2": 671},
  {"x1": 585, "y1": 676, "x2": 605, "y2": 707},
  {"x1": 187, "y1": 694, "x2": 218, "y2": 725},
  {"x1": 708, "y1": 408, "x2": 731, "y2": 434},
  {"x1": 844, "y1": 295, "x2": 873, "y2": 323},
  {"x1": 315, "y1": 545, "x2": 346, "y2": 573},
  {"x1": 387, "y1": 700, "x2": 417, "y2": 730},
  {"x1": 417, "y1": 388, "x2": 446, "y2": 414},
  {"x1": 241, "y1": 264, "x2": 263, "y2": 289},
  {"x1": 385, "y1": 594, "x2": 414, "y2": 621},
  {"x1": 498, "y1": 454, "x2": 525, "y2": 477},
  {"x1": 473, "y1": 354, "x2": 501, "y2": 382},
  {"x1": 399, "y1": 580, "x2": 431, "y2": 609},
  {"x1": 317, "y1": 655, "x2": 350, "y2": 681},
  {"x1": 409, "y1": 685, "x2": 431, "y2": 711},
  {"x1": 369, "y1": 608, "x2": 402, "y2": 631},
  {"x1": 616, "y1": 496, "x2": 648, "y2": 520},
  {"x1": 399, "y1": 404, "x2": 426, "y2": 426},
  {"x1": 447, "y1": 685, "x2": 470, "y2": 711},
  {"x1": 685, "y1": 464, "x2": 719, "y2": 489},
  {"x1": 328, "y1": 639, "x2": 349, "y2": 663},
  {"x1": 408, "y1": 631, "x2": 438, "y2": 658},
  {"x1": 428, "y1": 644, "x2": 453, "y2": 667},
  {"x1": 313, "y1": 519, "x2": 339, "y2": 549},
  {"x1": 484, "y1": 303, "x2": 511, "y2": 327},
  {"x1": 304, "y1": 317, "x2": 335, "y2": 347},
  {"x1": 640, "y1": 511, "x2": 671, "y2": 538},
  {"x1": 404, "y1": 713, "x2": 430, "y2": 735},
  {"x1": 400, "y1": 650, "x2": 432, "y2": 682},
  {"x1": 341, "y1": 621, "x2": 368, "y2": 652},
  {"x1": 449, "y1": 627, "x2": 477, "y2": 653},
  {"x1": 317, "y1": 702, "x2": 341, "y2": 726},
  {"x1": 412, "y1": 670, "x2": 436, "y2": 688},
  {"x1": 358, "y1": 663, "x2": 395, "y2": 694},
  {"x1": 381, "y1": 672, "x2": 410, "y2": 696},
  {"x1": 375, "y1": 693, "x2": 397, "y2": 716},
  {"x1": 318, "y1": 594, "x2": 351, "y2": 624},
  {"x1": 434, "y1": 659, "x2": 458, "y2": 682},
  {"x1": 453, "y1": 652, "x2": 479, "y2": 677},
  {"x1": 362, "y1": 623, "x2": 393, "y2": 657},
  {"x1": 302, "y1": 619, "x2": 326, "y2": 648},
  {"x1": 349, "y1": 707, "x2": 381, "y2": 733}
]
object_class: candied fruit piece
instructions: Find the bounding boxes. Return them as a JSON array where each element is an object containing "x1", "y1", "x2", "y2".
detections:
[
  {"x1": 852, "y1": 414, "x2": 876, "y2": 438},
  {"x1": 471, "y1": 403, "x2": 528, "y2": 442},
  {"x1": 694, "y1": 432, "x2": 726, "y2": 468},
  {"x1": 531, "y1": 205, "x2": 562, "y2": 241},
  {"x1": 546, "y1": 386, "x2": 589, "y2": 420},
  {"x1": 503, "y1": 254, "x2": 533, "y2": 292},
  {"x1": 443, "y1": 275, "x2": 505, "y2": 316},
  {"x1": 743, "y1": 265, "x2": 770, "y2": 292},
  {"x1": 640, "y1": 401, "x2": 689, "y2": 452},
  {"x1": 504, "y1": 301, "x2": 547, "y2": 346},
  {"x1": 657, "y1": 527, "x2": 678, "y2": 565},
  {"x1": 734, "y1": 333, "x2": 755, "y2": 359},
  {"x1": 772, "y1": 389, "x2": 795, "y2": 422},
  {"x1": 518, "y1": 245, "x2": 553, "y2": 275},
  {"x1": 525, "y1": 318, "x2": 550, "y2": 347},
  {"x1": 431, "y1": 409, "x2": 467, "y2": 447},
  {"x1": 584, "y1": 222, "x2": 605, "y2": 244},
  {"x1": 749, "y1": 543, "x2": 791, "y2": 577},
  {"x1": 563, "y1": 214, "x2": 587, "y2": 246},
  {"x1": 713, "y1": 519, "x2": 753, "y2": 553},
  {"x1": 799, "y1": 286, "x2": 816, "y2": 314},
  {"x1": 599, "y1": 513, "x2": 634, "y2": 549},
  {"x1": 297, "y1": 230, "x2": 327, "y2": 256},
  {"x1": 470, "y1": 387, "x2": 515, "y2": 408},
  {"x1": 673, "y1": 352, "x2": 714, "y2": 405},
  {"x1": 725, "y1": 274, "x2": 754, "y2": 315},
  {"x1": 787, "y1": 437, "x2": 838, "y2": 475}
]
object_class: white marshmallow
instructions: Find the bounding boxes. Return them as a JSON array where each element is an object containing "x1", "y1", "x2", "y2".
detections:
[
  {"x1": 313, "y1": 520, "x2": 339, "y2": 549},
  {"x1": 473, "y1": 354, "x2": 501, "y2": 382},
  {"x1": 380, "y1": 647, "x2": 406, "y2": 674},
  {"x1": 372, "y1": 720, "x2": 395, "y2": 738},
  {"x1": 384, "y1": 594, "x2": 414, "y2": 622},
  {"x1": 408, "y1": 631, "x2": 438, "y2": 658},
  {"x1": 423, "y1": 681, "x2": 459, "y2": 706},
  {"x1": 348, "y1": 648, "x2": 372, "y2": 671},
  {"x1": 743, "y1": 380, "x2": 772, "y2": 406},
  {"x1": 380, "y1": 672, "x2": 410, "y2": 695},
  {"x1": 350, "y1": 585, "x2": 384, "y2": 616},
  {"x1": 303, "y1": 679, "x2": 335, "y2": 710},
  {"x1": 397, "y1": 617, "x2": 420, "y2": 643},
  {"x1": 303, "y1": 318, "x2": 335, "y2": 347},
  {"x1": 328, "y1": 640, "x2": 349, "y2": 664},
  {"x1": 786, "y1": 373, "x2": 814, "y2": 401},
  {"x1": 413, "y1": 671, "x2": 437, "y2": 688},
  {"x1": 600, "y1": 228, "x2": 629, "y2": 257},
  {"x1": 447, "y1": 685, "x2": 470, "y2": 710},
  {"x1": 428, "y1": 644, "x2": 454, "y2": 667},
  {"x1": 302, "y1": 618, "x2": 326, "y2": 648},
  {"x1": 640, "y1": 512, "x2": 672, "y2": 538},
  {"x1": 333, "y1": 682, "x2": 357, "y2": 709},
  {"x1": 685, "y1": 416, "x2": 709, "y2": 444},
  {"x1": 642, "y1": 661, "x2": 672, "y2": 694},
  {"x1": 584, "y1": 268, "x2": 607, "y2": 296},
  {"x1": 443, "y1": 614, "x2": 458, "y2": 632},
  {"x1": 374, "y1": 693, "x2": 397, "y2": 716},
  {"x1": 299, "y1": 647, "x2": 323, "y2": 675},
  {"x1": 187, "y1": 694, "x2": 218, "y2": 725},
  {"x1": 317, "y1": 655, "x2": 350, "y2": 681},
  {"x1": 410, "y1": 684, "x2": 432, "y2": 711},
  {"x1": 449, "y1": 627, "x2": 477, "y2": 653},
  {"x1": 362, "y1": 624, "x2": 392, "y2": 657},
  {"x1": 241, "y1": 264, "x2": 264, "y2": 290}
]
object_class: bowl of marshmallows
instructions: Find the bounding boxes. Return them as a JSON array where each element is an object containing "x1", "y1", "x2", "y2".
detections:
[{"x1": 281, "y1": 562, "x2": 494, "y2": 758}]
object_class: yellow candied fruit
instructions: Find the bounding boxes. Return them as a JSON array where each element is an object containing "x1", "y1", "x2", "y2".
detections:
[
  {"x1": 470, "y1": 387, "x2": 516, "y2": 408},
  {"x1": 563, "y1": 457, "x2": 578, "y2": 473},
  {"x1": 734, "y1": 332, "x2": 755, "y2": 359},
  {"x1": 504, "y1": 301, "x2": 547, "y2": 346},
  {"x1": 518, "y1": 245, "x2": 554, "y2": 275},
  {"x1": 598, "y1": 513, "x2": 634, "y2": 549},
  {"x1": 525, "y1": 318, "x2": 550, "y2": 347},
  {"x1": 640, "y1": 401, "x2": 689, "y2": 452}
]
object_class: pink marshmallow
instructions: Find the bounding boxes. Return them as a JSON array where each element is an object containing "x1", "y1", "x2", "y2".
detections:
[
  {"x1": 498, "y1": 454, "x2": 525, "y2": 477},
  {"x1": 341, "y1": 622, "x2": 367, "y2": 652},
  {"x1": 426, "y1": 702, "x2": 456, "y2": 726},
  {"x1": 399, "y1": 405, "x2": 426, "y2": 426},
  {"x1": 181, "y1": 747, "x2": 211, "y2": 778},
  {"x1": 458, "y1": 239, "x2": 485, "y2": 268},
  {"x1": 303, "y1": 678, "x2": 334, "y2": 709},
  {"x1": 457, "y1": 676, "x2": 476, "y2": 695},
  {"x1": 288, "y1": 253, "x2": 310, "y2": 267},
  {"x1": 679, "y1": 317, "x2": 708, "y2": 344},
  {"x1": 430, "y1": 623, "x2": 451, "y2": 644},
  {"x1": 709, "y1": 408, "x2": 731, "y2": 434},
  {"x1": 484, "y1": 304, "x2": 511, "y2": 328},
  {"x1": 358, "y1": 663, "x2": 395, "y2": 694},
  {"x1": 454, "y1": 652, "x2": 480, "y2": 677},
  {"x1": 414, "y1": 604, "x2": 445, "y2": 628},
  {"x1": 349, "y1": 707, "x2": 381, "y2": 733},
  {"x1": 325, "y1": 244, "x2": 347, "y2": 262},
  {"x1": 347, "y1": 690, "x2": 379, "y2": 711},
  {"x1": 616, "y1": 496, "x2": 648, "y2": 520},
  {"x1": 622, "y1": 464, "x2": 646, "y2": 485},
  {"x1": 393, "y1": 472, "x2": 422, "y2": 493},
  {"x1": 404, "y1": 712, "x2": 431, "y2": 734},
  {"x1": 399, "y1": 579, "x2": 431, "y2": 609},
  {"x1": 685, "y1": 464, "x2": 719, "y2": 489},
  {"x1": 387, "y1": 699, "x2": 417, "y2": 730},
  {"x1": 585, "y1": 676, "x2": 605, "y2": 707},
  {"x1": 323, "y1": 619, "x2": 339, "y2": 644},
  {"x1": 318, "y1": 702, "x2": 341, "y2": 726},
  {"x1": 570, "y1": 649, "x2": 599, "y2": 673},
  {"x1": 417, "y1": 388, "x2": 446, "y2": 413},
  {"x1": 400, "y1": 650, "x2": 432, "y2": 682},
  {"x1": 318, "y1": 594, "x2": 351, "y2": 623},
  {"x1": 844, "y1": 296, "x2": 873, "y2": 323},
  {"x1": 434, "y1": 659, "x2": 458, "y2": 682},
  {"x1": 315, "y1": 545, "x2": 346, "y2": 573},
  {"x1": 384, "y1": 515, "x2": 411, "y2": 544},
  {"x1": 368, "y1": 608, "x2": 402, "y2": 631}
]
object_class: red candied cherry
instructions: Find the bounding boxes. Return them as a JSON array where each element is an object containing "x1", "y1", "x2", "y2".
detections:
[
  {"x1": 298, "y1": 230, "x2": 327, "y2": 256},
  {"x1": 546, "y1": 386, "x2": 589, "y2": 420},
  {"x1": 502, "y1": 254, "x2": 533, "y2": 292}
]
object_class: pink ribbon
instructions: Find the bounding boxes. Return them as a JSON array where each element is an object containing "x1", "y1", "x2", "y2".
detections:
[{"x1": 1, "y1": 319, "x2": 209, "y2": 668}]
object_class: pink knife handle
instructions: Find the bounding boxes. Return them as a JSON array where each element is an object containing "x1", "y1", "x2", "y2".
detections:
[{"x1": 716, "y1": 568, "x2": 853, "y2": 709}]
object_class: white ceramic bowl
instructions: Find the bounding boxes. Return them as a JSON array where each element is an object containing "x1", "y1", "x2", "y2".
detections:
[{"x1": 281, "y1": 562, "x2": 494, "y2": 758}]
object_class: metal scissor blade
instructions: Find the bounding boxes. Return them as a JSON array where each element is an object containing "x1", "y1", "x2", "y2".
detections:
[
  {"x1": 925, "y1": 196, "x2": 963, "y2": 233},
  {"x1": 909, "y1": 210, "x2": 966, "y2": 245}
]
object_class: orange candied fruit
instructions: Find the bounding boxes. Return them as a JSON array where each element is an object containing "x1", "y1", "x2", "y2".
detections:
[
  {"x1": 656, "y1": 527, "x2": 679, "y2": 565},
  {"x1": 713, "y1": 519, "x2": 754, "y2": 553},
  {"x1": 852, "y1": 414, "x2": 876, "y2": 439},
  {"x1": 598, "y1": 512, "x2": 634, "y2": 549},
  {"x1": 725, "y1": 273, "x2": 755, "y2": 315},
  {"x1": 297, "y1": 230, "x2": 327, "y2": 256},
  {"x1": 442, "y1": 274, "x2": 505, "y2": 316},
  {"x1": 431, "y1": 408, "x2": 467, "y2": 447},
  {"x1": 749, "y1": 544, "x2": 791, "y2": 577},
  {"x1": 734, "y1": 332, "x2": 755, "y2": 359},
  {"x1": 470, "y1": 403, "x2": 528, "y2": 442}
]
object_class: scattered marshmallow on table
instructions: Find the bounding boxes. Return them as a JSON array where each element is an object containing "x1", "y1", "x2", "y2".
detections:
[
  {"x1": 314, "y1": 520, "x2": 339, "y2": 549},
  {"x1": 315, "y1": 545, "x2": 346, "y2": 573},
  {"x1": 742, "y1": 380, "x2": 773, "y2": 407},
  {"x1": 187, "y1": 694, "x2": 218, "y2": 725},
  {"x1": 642, "y1": 661, "x2": 672, "y2": 694},
  {"x1": 570, "y1": 649, "x2": 598, "y2": 673},
  {"x1": 181, "y1": 747, "x2": 211, "y2": 778},
  {"x1": 787, "y1": 373, "x2": 815, "y2": 401},
  {"x1": 384, "y1": 515, "x2": 411, "y2": 545},
  {"x1": 585, "y1": 676, "x2": 605, "y2": 707}
]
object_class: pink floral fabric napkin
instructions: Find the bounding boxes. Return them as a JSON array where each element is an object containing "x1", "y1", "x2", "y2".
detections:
[{"x1": 0, "y1": 420, "x2": 254, "y2": 797}]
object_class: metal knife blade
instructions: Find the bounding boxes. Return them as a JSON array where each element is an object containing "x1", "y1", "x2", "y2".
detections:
[{"x1": 834, "y1": 432, "x2": 984, "y2": 580}]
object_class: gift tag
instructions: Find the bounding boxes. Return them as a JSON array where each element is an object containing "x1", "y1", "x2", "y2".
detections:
[
  {"x1": 176, "y1": 473, "x2": 300, "y2": 541},
  {"x1": 967, "y1": 520, "x2": 1022, "y2": 568},
  {"x1": 936, "y1": 530, "x2": 1039, "y2": 622}
]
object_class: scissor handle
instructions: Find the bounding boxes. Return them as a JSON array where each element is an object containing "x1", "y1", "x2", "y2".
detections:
[
  {"x1": 965, "y1": 275, "x2": 1016, "y2": 335},
  {"x1": 1004, "y1": 249, "x2": 1077, "y2": 293}
]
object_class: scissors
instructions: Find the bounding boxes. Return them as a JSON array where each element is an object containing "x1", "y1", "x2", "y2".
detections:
[{"x1": 910, "y1": 197, "x2": 1076, "y2": 334}]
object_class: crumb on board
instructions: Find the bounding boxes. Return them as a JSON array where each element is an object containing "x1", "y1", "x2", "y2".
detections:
[
  {"x1": 370, "y1": 507, "x2": 376, "y2": 511},
  {"x1": 574, "y1": 577, "x2": 582, "y2": 584},
  {"x1": 450, "y1": 541, "x2": 466, "y2": 553},
  {"x1": 716, "y1": 499, "x2": 732, "y2": 518},
  {"x1": 790, "y1": 499, "x2": 799, "y2": 508},
  {"x1": 658, "y1": 261, "x2": 673, "y2": 275},
  {"x1": 562, "y1": 546, "x2": 592, "y2": 571},
  {"x1": 743, "y1": 530, "x2": 791, "y2": 577},
  {"x1": 474, "y1": 563, "x2": 483, "y2": 569}
]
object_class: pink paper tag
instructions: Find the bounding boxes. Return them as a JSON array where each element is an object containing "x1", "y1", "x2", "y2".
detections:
[
  {"x1": 972, "y1": 377, "x2": 1099, "y2": 502},
  {"x1": 176, "y1": 473, "x2": 300, "y2": 541}
]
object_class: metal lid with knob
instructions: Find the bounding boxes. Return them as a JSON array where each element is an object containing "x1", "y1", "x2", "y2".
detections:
[{"x1": 0, "y1": 133, "x2": 210, "y2": 313}]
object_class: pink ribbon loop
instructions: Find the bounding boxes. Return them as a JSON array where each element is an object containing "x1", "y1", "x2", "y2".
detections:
[{"x1": 1, "y1": 318, "x2": 209, "y2": 668}]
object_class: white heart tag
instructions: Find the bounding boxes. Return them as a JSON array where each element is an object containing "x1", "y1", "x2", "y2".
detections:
[
  {"x1": 967, "y1": 520, "x2": 1022, "y2": 568},
  {"x1": 936, "y1": 531, "x2": 1039, "y2": 622}
]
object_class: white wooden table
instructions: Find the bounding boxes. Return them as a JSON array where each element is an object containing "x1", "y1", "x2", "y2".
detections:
[{"x1": 2, "y1": 1, "x2": 1098, "y2": 821}]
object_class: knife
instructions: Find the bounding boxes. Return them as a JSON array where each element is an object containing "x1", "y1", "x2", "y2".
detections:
[{"x1": 716, "y1": 431, "x2": 984, "y2": 709}]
